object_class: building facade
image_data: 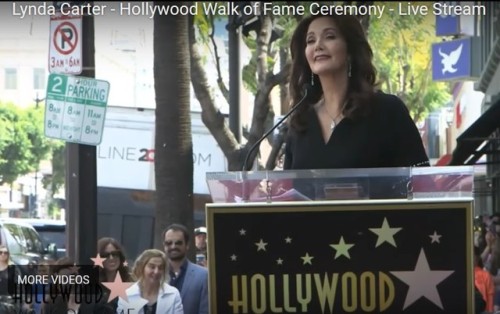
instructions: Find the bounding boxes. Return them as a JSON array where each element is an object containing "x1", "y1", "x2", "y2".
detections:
[{"x1": 449, "y1": 2, "x2": 500, "y2": 214}]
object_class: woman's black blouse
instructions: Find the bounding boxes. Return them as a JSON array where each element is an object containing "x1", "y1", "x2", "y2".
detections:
[{"x1": 284, "y1": 92, "x2": 429, "y2": 170}]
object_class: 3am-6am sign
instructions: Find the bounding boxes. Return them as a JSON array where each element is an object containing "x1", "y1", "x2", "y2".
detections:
[{"x1": 49, "y1": 13, "x2": 82, "y2": 74}]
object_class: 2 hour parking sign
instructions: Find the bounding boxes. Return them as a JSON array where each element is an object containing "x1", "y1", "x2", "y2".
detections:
[
  {"x1": 49, "y1": 13, "x2": 82, "y2": 74},
  {"x1": 44, "y1": 73, "x2": 110, "y2": 145}
]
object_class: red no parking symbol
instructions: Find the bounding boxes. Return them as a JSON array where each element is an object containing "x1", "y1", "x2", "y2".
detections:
[{"x1": 53, "y1": 21, "x2": 78, "y2": 55}]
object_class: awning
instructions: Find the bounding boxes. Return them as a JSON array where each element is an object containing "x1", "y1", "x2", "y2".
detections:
[
  {"x1": 449, "y1": 97, "x2": 500, "y2": 165},
  {"x1": 476, "y1": 37, "x2": 500, "y2": 94}
]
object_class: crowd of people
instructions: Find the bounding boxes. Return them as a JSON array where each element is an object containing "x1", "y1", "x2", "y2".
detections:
[
  {"x1": 0, "y1": 223, "x2": 209, "y2": 314},
  {"x1": 474, "y1": 214, "x2": 500, "y2": 314}
]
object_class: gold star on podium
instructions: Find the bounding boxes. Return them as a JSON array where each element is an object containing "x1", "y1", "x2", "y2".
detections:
[
  {"x1": 330, "y1": 236, "x2": 354, "y2": 259},
  {"x1": 369, "y1": 217, "x2": 402, "y2": 247},
  {"x1": 255, "y1": 239, "x2": 268, "y2": 251},
  {"x1": 301, "y1": 253, "x2": 314, "y2": 265}
]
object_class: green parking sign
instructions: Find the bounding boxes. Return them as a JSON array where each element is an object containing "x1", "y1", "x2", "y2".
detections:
[{"x1": 44, "y1": 73, "x2": 110, "y2": 145}]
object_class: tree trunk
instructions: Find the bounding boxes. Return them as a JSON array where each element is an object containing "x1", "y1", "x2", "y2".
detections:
[{"x1": 153, "y1": 6, "x2": 193, "y2": 251}]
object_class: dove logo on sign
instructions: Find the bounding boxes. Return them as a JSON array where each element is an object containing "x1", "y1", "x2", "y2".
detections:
[
  {"x1": 439, "y1": 43, "x2": 463, "y2": 74},
  {"x1": 432, "y1": 38, "x2": 471, "y2": 81}
]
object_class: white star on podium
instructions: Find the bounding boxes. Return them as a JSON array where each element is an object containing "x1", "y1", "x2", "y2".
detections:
[
  {"x1": 390, "y1": 249, "x2": 454, "y2": 310},
  {"x1": 429, "y1": 231, "x2": 442, "y2": 244}
]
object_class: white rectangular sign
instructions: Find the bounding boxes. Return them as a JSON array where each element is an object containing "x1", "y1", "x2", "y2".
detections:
[
  {"x1": 96, "y1": 116, "x2": 227, "y2": 194},
  {"x1": 49, "y1": 13, "x2": 82, "y2": 74},
  {"x1": 44, "y1": 73, "x2": 110, "y2": 145}
]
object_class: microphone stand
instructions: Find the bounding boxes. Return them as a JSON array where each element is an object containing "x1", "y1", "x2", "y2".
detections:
[{"x1": 240, "y1": 86, "x2": 311, "y2": 201}]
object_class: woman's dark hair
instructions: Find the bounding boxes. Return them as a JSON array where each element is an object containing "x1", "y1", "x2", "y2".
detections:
[
  {"x1": 289, "y1": 14, "x2": 378, "y2": 131},
  {"x1": 97, "y1": 237, "x2": 134, "y2": 282}
]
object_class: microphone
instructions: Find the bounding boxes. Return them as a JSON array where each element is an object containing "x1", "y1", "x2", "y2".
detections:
[{"x1": 242, "y1": 84, "x2": 312, "y2": 172}]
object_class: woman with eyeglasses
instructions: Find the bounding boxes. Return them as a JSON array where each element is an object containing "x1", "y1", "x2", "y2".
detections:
[
  {"x1": 0, "y1": 246, "x2": 11, "y2": 296},
  {"x1": 0, "y1": 246, "x2": 29, "y2": 313},
  {"x1": 117, "y1": 249, "x2": 183, "y2": 314},
  {"x1": 97, "y1": 237, "x2": 133, "y2": 283},
  {"x1": 73, "y1": 237, "x2": 133, "y2": 313},
  {"x1": 90, "y1": 237, "x2": 134, "y2": 312}
]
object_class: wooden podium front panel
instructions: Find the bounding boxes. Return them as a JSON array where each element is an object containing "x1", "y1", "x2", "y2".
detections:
[{"x1": 206, "y1": 200, "x2": 473, "y2": 314}]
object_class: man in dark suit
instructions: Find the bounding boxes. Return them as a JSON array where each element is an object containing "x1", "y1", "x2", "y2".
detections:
[{"x1": 163, "y1": 224, "x2": 209, "y2": 314}]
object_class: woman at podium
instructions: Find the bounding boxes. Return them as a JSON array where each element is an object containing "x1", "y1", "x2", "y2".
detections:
[{"x1": 283, "y1": 14, "x2": 429, "y2": 199}]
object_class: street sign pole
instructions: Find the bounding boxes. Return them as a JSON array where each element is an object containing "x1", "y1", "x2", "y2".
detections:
[{"x1": 65, "y1": 4, "x2": 97, "y2": 265}]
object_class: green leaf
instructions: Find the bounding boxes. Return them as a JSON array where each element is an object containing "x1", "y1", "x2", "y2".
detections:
[{"x1": 368, "y1": 2, "x2": 451, "y2": 119}]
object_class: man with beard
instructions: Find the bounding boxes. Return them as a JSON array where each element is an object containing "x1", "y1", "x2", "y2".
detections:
[{"x1": 163, "y1": 224, "x2": 208, "y2": 314}]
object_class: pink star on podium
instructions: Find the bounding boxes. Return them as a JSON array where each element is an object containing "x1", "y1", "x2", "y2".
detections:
[
  {"x1": 90, "y1": 253, "x2": 107, "y2": 268},
  {"x1": 101, "y1": 272, "x2": 134, "y2": 303}
]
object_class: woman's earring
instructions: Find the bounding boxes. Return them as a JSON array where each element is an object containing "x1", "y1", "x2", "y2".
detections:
[
  {"x1": 310, "y1": 72, "x2": 315, "y2": 86},
  {"x1": 348, "y1": 62, "x2": 352, "y2": 78}
]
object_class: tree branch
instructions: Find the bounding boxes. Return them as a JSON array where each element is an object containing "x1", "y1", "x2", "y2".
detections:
[
  {"x1": 256, "y1": 16, "x2": 272, "y2": 85},
  {"x1": 188, "y1": 15, "x2": 241, "y2": 167},
  {"x1": 208, "y1": 14, "x2": 229, "y2": 104}
]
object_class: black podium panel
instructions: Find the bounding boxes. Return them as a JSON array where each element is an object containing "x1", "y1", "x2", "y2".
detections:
[{"x1": 206, "y1": 200, "x2": 473, "y2": 314}]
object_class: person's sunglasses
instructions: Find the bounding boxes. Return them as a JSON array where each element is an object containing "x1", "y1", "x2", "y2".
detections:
[
  {"x1": 0, "y1": 251, "x2": 9, "y2": 255},
  {"x1": 101, "y1": 250, "x2": 121, "y2": 259},
  {"x1": 164, "y1": 240, "x2": 184, "y2": 247}
]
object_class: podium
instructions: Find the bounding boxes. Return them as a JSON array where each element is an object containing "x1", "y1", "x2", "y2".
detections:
[{"x1": 205, "y1": 166, "x2": 475, "y2": 314}]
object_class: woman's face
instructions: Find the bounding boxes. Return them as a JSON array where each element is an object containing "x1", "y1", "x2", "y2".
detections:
[
  {"x1": 305, "y1": 17, "x2": 349, "y2": 77},
  {"x1": 102, "y1": 243, "x2": 121, "y2": 273},
  {"x1": 0, "y1": 248, "x2": 8, "y2": 263},
  {"x1": 142, "y1": 257, "x2": 164, "y2": 285}
]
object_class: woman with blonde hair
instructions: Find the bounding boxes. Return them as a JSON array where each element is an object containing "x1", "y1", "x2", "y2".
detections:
[{"x1": 117, "y1": 249, "x2": 183, "y2": 314}]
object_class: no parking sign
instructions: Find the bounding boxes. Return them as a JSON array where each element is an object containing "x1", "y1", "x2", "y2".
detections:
[{"x1": 49, "y1": 13, "x2": 82, "y2": 74}]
